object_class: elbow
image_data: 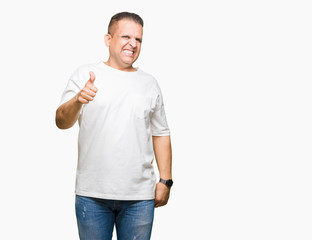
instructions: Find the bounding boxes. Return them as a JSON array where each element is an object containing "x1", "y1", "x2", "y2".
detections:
[
  {"x1": 55, "y1": 115, "x2": 65, "y2": 129},
  {"x1": 55, "y1": 118, "x2": 66, "y2": 129},
  {"x1": 55, "y1": 108, "x2": 70, "y2": 129},
  {"x1": 55, "y1": 117, "x2": 72, "y2": 130}
]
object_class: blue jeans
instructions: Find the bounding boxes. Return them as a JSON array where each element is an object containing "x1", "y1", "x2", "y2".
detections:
[{"x1": 75, "y1": 195, "x2": 155, "y2": 240}]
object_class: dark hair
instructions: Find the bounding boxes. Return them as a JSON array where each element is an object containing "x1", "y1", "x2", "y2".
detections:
[{"x1": 108, "y1": 12, "x2": 144, "y2": 34}]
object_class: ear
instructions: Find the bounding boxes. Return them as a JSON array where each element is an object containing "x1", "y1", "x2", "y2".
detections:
[{"x1": 104, "y1": 34, "x2": 112, "y2": 47}]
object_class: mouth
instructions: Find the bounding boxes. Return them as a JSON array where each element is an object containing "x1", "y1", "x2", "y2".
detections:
[{"x1": 122, "y1": 49, "x2": 135, "y2": 57}]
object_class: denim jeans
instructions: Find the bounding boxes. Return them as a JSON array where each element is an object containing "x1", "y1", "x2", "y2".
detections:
[{"x1": 75, "y1": 195, "x2": 155, "y2": 240}]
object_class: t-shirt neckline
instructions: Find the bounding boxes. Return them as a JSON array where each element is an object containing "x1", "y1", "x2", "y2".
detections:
[{"x1": 98, "y1": 60, "x2": 140, "y2": 76}]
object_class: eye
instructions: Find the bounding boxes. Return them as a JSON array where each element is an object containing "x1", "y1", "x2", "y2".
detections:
[
  {"x1": 136, "y1": 38, "x2": 142, "y2": 43},
  {"x1": 122, "y1": 35, "x2": 130, "y2": 39}
]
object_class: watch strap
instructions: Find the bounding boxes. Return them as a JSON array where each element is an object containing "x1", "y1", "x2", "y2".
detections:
[{"x1": 159, "y1": 178, "x2": 173, "y2": 188}]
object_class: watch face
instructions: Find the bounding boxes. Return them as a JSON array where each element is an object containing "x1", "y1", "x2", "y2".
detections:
[{"x1": 167, "y1": 180, "x2": 173, "y2": 187}]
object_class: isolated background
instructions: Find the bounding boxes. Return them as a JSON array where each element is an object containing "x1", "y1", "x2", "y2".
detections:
[{"x1": 1, "y1": 0, "x2": 311, "y2": 239}]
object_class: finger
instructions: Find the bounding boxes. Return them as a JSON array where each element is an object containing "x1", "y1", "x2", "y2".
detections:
[
  {"x1": 155, "y1": 202, "x2": 162, "y2": 208},
  {"x1": 78, "y1": 96, "x2": 89, "y2": 104},
  {"x1": 80, "y1": 92, "x2": 94, "y2": 101},
  {"x1": 83, "y1": 82, "x2": 97, "y2": 93},
  {"x1": 82, "y1": 87, "x2": 96, "y2": 97},
  {"x1": 87, "y1": 85, "x2": 98, "y2": 93},
  {"x1": 154, "y1": 200, "x2": 161, "y2": 208},
  {"x1": 89, "y1": 91, "x2": 96, "y2": 97},
  {"x1": 83, "y1": 90, "x2": 96, "y2": 98},
  {"x1": 89, "y1": 71, "x2": 96, "y2": 84}
]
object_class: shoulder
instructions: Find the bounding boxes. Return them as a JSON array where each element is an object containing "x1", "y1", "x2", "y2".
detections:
[
  {"x1": 70, "y1": 62, "x2": 99, "y2": 81},
  {"x1": 74, "y1": 62, "x2": 98, "y2": 74},
  {"x1": 137, "y1": 69, "x2": 159, "y2": 86},
  {"x1": 137, "y1": 69, "x2": 165, "y2": 98}
]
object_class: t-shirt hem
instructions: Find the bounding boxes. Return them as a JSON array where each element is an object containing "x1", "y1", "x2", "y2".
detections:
[
  {"x1": 75, "y1": 190, "x2": 155, "y2": 201},
  {"x1": 152, "y1": 132, "x2": 170, "y2": 136}
]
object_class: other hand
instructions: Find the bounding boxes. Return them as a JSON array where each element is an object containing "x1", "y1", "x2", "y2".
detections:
[{"x1": 154, "y1": 182, "x2": 171, "y2": 208}]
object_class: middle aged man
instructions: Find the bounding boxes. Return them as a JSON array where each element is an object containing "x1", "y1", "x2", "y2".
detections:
[{"x1": 56, "y1": 12, "x2": 173, "y2": 240}]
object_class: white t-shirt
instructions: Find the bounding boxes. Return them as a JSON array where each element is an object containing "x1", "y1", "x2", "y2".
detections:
[{"x1": 58, "y1": 61, "x2": 170, "y2": 200}]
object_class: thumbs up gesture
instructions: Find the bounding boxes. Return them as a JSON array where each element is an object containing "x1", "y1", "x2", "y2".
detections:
[{"x1": 77, "y1": 71, "x2": 98, "y2": 104}]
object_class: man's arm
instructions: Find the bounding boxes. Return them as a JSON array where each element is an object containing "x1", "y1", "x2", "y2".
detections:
[
  {"x1": 55, "y1": 96, "x2": 83, "y2": 129},
  {"x1": 55, "y1": 71, "x2": 97, "y2": 129},
  {"x1": 153, "y1": 135, "x2": 172, "y2": 208}
]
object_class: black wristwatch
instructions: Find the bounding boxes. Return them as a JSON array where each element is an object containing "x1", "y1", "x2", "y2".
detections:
[{"x1": 159, "y1": 178, "x2": 173, "y2": 188}]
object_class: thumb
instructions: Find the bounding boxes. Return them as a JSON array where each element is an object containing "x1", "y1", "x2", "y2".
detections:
[{"x1": 89, "y1": 71, "x2": 96, "y2": 84}]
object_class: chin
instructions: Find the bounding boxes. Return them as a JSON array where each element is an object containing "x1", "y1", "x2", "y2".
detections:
[
  {"x1": 123, "y1": 59, "x2": 137, "y2": 66},
  {"x1": 123, "y1": 55, "x2": 138, "y2": 64}
]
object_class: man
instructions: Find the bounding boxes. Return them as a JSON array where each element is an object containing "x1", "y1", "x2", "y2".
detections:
[{"x1": 55, "y1": 12, "x2": 173, "y2": 240}]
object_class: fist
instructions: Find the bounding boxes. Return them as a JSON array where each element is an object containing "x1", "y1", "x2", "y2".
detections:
[
  {"x1": 77, "y1": 71, "x2": 98, "y2": 104},
  {"x1": 154, "y1": 182, "x2": 170, "y2": 208}
]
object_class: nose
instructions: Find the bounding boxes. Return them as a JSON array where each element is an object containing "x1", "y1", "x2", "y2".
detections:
[{"x1": 129, "y1": 38, "x2": 137, "y2": 48}]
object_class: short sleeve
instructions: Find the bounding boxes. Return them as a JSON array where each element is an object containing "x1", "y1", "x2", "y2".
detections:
[
  {"x1": 58, "y1": 67, "x2": 87, "y2": 108},
  {"x1": 151, "y1": 81, "x2": 170, "y2": 136}
]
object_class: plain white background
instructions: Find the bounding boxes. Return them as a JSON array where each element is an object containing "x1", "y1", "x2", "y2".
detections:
[{"x1": 0, "y1": 0, "x2": 311, "y2": 239}]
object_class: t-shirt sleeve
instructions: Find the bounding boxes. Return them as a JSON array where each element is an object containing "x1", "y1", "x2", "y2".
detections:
[
  {"x1": 151, "y1": 81, "x2": 170, "y2": 136},
  {"x1": 58, "y1": 67, "x2": 86, "y2": 108}
]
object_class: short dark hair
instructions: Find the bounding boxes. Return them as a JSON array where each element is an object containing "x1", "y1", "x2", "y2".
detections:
[{"x1": 108, "y1": 12, "x2": 144, "y2": 34}]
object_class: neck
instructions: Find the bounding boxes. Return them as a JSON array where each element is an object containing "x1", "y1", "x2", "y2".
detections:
[{"x1": 105, "y1": 59, "x2": 136, "y2": 72}]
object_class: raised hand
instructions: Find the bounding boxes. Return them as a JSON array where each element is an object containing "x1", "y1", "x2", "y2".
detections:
[{"x1": 76, "y1": 71, "x2": 98, "y2": 104}]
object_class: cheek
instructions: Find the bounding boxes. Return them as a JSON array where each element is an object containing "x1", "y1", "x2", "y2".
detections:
[
  {"x1": 136, "y1": 46, "x2": 142, "y2": 55},
  {"x1": 112, "y1": 40, "x2": 126, "y2": 51}
]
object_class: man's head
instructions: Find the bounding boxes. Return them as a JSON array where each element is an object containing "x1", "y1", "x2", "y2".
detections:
[
  {"x1": 104, "y1": 12, "x2": 144, "y2": 71},
  {"x1": 108, "y1": 12, "x2": 143, "y2": 36}
]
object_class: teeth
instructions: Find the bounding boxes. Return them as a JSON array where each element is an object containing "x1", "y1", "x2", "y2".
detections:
[{"x1": 123, "y1": 50, "x2": 134, "y2": 55}]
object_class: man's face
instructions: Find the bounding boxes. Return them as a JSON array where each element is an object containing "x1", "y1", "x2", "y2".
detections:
[{"x1": 105, "y1": 19, "x2": 143, "y2": 70}]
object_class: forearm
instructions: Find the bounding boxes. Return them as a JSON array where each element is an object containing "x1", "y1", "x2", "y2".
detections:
[
  {"x1": 55, "y1": 94, "x2": 82, "y2": 129},
  {"x1": 152, "y1": 135, "x2": 172, "y2": 179}
]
